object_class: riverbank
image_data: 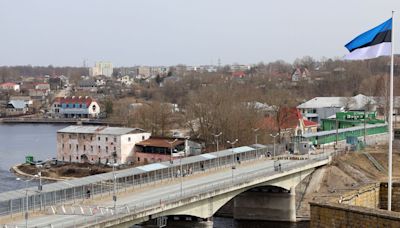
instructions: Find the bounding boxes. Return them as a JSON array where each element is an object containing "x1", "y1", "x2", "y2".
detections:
[{"x1": 10, "y1": 162, "x2": 117, "y2": 181}]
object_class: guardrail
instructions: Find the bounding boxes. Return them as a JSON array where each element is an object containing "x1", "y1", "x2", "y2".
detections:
[
  {"x1": 0, "y1": 145, "x2": 286, "y2": 219},
  {"x1": 31, "y1": 153, "x2": 331, "y2": 228}
]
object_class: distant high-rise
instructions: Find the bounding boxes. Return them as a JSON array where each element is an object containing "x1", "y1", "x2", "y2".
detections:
[{"x1": 89, "y1": 61, "x2": 113, "y2": 77}]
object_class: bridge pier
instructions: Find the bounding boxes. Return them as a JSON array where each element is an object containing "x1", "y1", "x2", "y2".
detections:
[{"x1": 233, "y1": 186, "x2": 296, "y2": 222}]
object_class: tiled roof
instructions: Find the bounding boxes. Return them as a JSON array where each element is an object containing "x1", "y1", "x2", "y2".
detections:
[
  {"x1": 304, "y1": 119, "x2": 318, "y2": 127},
  {"x1": 135, "y1": 137, "x2": 185, "y2": 148},
  {"x1": 0, "y1": 82, "x2": 17, "y2": 86},
  {"x1": 53, "y1": 96, "x2": 94, "y2": 106}
]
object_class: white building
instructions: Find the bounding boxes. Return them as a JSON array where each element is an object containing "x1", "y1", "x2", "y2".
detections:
[
  {"x1": 118, "y1": 75, "x2": 135, "y2": 86},
  {"x1": 297, "y1": 94, "x2": 377, "y2": 124},
  {"x1": 51, "y1": 96, "x2": 100, "y2": 118},
  {"x1": 57, "y1": 125, "x2": 151, "y2": 164},
  {"x1": 89, "y1": 61, "x2": 113, "y2": 77},
  {"x1": 0, "y1": 82, "x2": 20, "y2": 92}
]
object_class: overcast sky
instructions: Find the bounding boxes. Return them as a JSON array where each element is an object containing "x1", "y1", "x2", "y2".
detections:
[{"x1": 1, "y1": 0, "x2": 399, "y2": 67}]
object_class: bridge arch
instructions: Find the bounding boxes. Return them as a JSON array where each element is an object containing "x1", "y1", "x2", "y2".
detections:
[{"x1": 155, "y1": 168, "x2": 314, "y2": 220}]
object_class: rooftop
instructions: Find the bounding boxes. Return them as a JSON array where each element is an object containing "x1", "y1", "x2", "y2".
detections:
[
  {"x1": 58, "y1": 125, "x2": 147, "y2": 135},
  {"x1": 135, "y1": 137, "x2": 186, "y2": 148}
]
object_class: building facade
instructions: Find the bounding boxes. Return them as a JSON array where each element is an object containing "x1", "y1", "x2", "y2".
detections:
[
  {"x1": 89, "y1": 61, "x2": 113, "y2": 77},
  {"x1": 0, "y1": 82, "x2": 20, "y2": 92},
  {"x1": 51, "y1": 96, "x2": 100, "y2": 118},
  {"x1": 57, "y1": 125, "x2": 151, "y2": 164},
  {"x1": 134, "y1": 137, "x2": 202, "y2": 164}
]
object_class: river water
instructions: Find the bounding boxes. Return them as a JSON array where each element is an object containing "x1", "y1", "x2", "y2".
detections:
[
  {"x1": 0, "y1": 124, "x2": 309, "y2": 227},
  {"x1": 0, "y1": 123, "x2": 68, "y2": 192}
]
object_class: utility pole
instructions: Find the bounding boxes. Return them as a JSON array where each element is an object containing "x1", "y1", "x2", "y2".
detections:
[
  {"x1": 364, "y1": 109, "x2": 367, "y2": 144},
  {"x1": 213, "y1": 132, "x2": 222, "y2": 167},
  {"x1": 227, "y1": 139, "x2": 238, "y2": 183},
  {"x1": 252, "y1": 128, "x2": 259, "y2": 144},
  {"x1": 270, "y1": 133, "x2": 279, "y2": 158}
]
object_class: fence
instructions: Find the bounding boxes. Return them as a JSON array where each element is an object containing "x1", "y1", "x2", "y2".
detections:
[
  {"x1": 0, "y1": 144, "x2": 286, "y2": 219},
  {"x1": 2, "y1": 152, "x2": 330, "y2": 228}
]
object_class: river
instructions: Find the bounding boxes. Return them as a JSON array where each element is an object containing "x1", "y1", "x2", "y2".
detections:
[
  {"x1": 0, "y1": 124, "x2": 309, "y2": 227},
  {"x1": 0, "y1": 123, "x2": 68, "y2": 192}
]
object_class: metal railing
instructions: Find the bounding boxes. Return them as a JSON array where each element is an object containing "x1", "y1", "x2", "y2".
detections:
[
  {"x1": 31, "y1": 153, "x2": 331, "y2": 228},
  {"x1": 0, "y1": 145, "x2": 286, "y2": 219}
]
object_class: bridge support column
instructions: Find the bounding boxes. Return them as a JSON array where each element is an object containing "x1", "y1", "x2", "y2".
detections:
[{"x1": 233, "y1": 186, "x2": 296, "y2": 222}]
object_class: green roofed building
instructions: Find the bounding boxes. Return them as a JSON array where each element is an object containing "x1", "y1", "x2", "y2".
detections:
[
  {"x1": 301, "y1": 111, "x2": 387, "y2": 146},
  {"x1": 321, "y1": 111, "x2": 384, "y2": 131}
]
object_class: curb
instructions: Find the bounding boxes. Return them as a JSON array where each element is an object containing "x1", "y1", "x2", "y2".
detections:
[{"x1": 10, "y1": 164, "x2": 74, "y2": 181}]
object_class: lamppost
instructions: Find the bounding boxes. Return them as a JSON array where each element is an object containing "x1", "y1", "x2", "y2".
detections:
[
  {"x1": 252, "y1": 128, "x2": 259, "y2": 144},
  {"x1": 167, "y1": 139, "x2": 178, "y2": 164},
  {"x1": 16, "y1": 175, "x2": 39, "y2": 228},
  {"x1": 227, "y1": 139, "x2": 238, "y2": 183},
  {"x1": 212, "y1": 132, "x2": 222, "y2": 167},
  {"x1": 270, "y1": 133, "x2": 279, "y2": 158},
  {"x1": 107, "y1": 162, "x2": 119, "y2": 213}
]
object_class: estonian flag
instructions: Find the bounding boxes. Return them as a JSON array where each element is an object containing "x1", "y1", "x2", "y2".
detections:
[{"x1": 345, "y1": 18, "x2": 392, "y2": 60}]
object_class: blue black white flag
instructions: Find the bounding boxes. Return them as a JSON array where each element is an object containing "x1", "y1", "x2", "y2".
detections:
[{"x1": 345, "y1": 18, "x2": 392, "y2": 60}]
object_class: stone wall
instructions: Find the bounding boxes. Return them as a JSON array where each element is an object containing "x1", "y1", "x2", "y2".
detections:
[
  {"x1": 310, "y1": 202, "x2": 400, "y2": 227},
  {"x1": 310, "y1": 183, "x2": 400, "y2": 227},
  {"x1": 379, "y1": 182, "x2": 400, "y2": 211}
]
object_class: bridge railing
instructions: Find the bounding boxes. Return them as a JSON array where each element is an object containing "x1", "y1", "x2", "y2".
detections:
[
  {"x1": 30, "y1": 153, "x2": 332, "y2": 228},
  {"x1": 0, "y1": 145, "x2": 287, "y2": 219}
]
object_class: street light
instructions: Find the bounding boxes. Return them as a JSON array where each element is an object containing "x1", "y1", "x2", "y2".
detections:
[
  {"x1": 167, "y1": 139, "x2": 178, "y2": 164},
  {"x1": 252, "y1": 128, "x2": 259, "y2": 144},
  {"x1": 107, "y1": 162, "x2": 119, "y2": 213},
  {"x1": 227, "y1": 139, "x2": 238, "y2": 183},
  {"x1": 212, "y1": 132, "x2": 222, "y2": 167},
  {"x1": 16, "y1": 175, "x2": 39, "y2": 228},
  {"x1": 270, "y1": 133, "x2": 279, "y2": 158}
]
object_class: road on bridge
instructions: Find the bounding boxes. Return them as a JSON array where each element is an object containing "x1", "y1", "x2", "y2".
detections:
[{"x1": 2, "y1": 154, "x2": 329, "y2": 228}]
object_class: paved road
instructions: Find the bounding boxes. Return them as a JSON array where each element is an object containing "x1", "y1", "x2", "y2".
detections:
[{"x1": 3, "y1": 155, "x2": 328, "y2": 228}]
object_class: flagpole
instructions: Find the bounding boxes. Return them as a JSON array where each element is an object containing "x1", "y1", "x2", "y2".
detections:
[{"x1": 388, "y1": 10, "x2": 395, "y2": 211}]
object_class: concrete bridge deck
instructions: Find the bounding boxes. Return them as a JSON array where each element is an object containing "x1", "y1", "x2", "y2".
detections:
[{"x1": 0, "y1": 153, "x2": 331, "y2": 228}]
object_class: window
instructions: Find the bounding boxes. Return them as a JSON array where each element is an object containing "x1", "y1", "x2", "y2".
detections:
[
  {"x1": 69, "y1": 144, "x2": 71, "y2": 149},
  {"x1": 76, "y1": 156, "x2": 78, "y2": 160},
  {"x1": 106, "y1": 146, "x2": 108, "y2": 153},
  {"x1": 91, "y1": 146, "x2": 93, "y2": 152},
  {"x1": 105, "y1": 137, "x2": 108, "y2": 142},
  {"x1": 98, "y1": 137, "x2": 100, "y2": 141},
  {"x1": 137, "y1": 157, "x2": 140, "y2": 162},
  {"x1": 114, "y1": 147, "x2": 116, "y2": 152},
  {"x1": 76, "y1": 145, "x2": 78, "y2": 150},
  {"x1": 142, "y1": 136, "x2": 145, "y2": 140},
  {"x1": 128, "y1": 137, "x2": 131, "y2": 142},
  {"x1": 90, "y1": 136, "x2": 93, "y2": 141},
  {"x1": 98, "y1": 146, "x2": 101, "y2": 152},
  {"x1": 83, "y1": 145, "x2": 86, "y2": 151},
  {"x1": 83, "y1": 135, "x2": 86, "y2": 140},
  {"x1": 62, "y1": 144, "x2": 64, "y2": 149},
  {"x1": 69, "y1": 134, "x2": 71, "y2": 139},
  {"x1": 114, "y1": 137, "x2": 117, "y2": 143}
]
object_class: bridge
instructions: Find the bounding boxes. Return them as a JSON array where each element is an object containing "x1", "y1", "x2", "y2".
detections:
[{"x1": 0, "y1": 146, "x2": 333, "y2": 228}]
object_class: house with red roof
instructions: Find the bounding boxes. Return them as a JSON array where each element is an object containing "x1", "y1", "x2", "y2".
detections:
[
  {"x1": 232, "y1": 71, "x2": 246, "y2": 78},
  {"x1": 0, "y1": 82, "x2": 20, "y2": 92},
  {"x1": 260, "y1": 107, "x2": 318, "y2": 138},
  {"x1": 51, "y1": 96, "x2": 100, "y2": 118}
]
